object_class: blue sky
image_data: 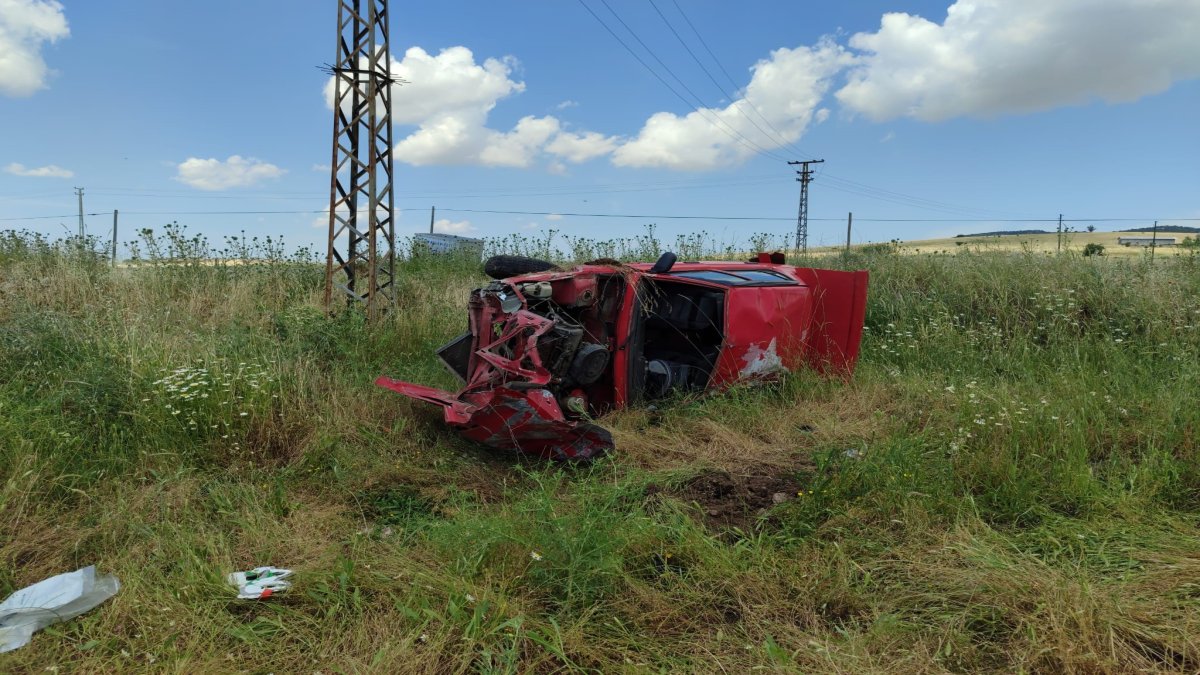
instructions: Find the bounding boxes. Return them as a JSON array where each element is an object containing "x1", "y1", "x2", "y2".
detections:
[{"x1": 1, "y1": 0, "x2": 1198, "y2": 252}]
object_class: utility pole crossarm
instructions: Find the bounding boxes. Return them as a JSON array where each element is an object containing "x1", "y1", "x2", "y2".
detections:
[{"x1": 788, "y1": 159, "x2": 824, "y2": 254}]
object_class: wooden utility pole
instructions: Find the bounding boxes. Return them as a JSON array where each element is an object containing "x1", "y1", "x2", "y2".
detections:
[
  {"x1": 845, "y1": 212, "x2": 853, "y2": 256},
  {"x1": 75, "y1": 187, "x2": 85, "y2": 239}
]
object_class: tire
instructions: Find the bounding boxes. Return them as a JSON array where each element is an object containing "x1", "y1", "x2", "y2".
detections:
[{"x1": 484, "y1": 255, "x2": 557, "y2": 279}]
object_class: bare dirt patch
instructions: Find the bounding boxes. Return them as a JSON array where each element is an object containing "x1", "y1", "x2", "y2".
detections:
[{"x1": 648, "y1": 464, "x2": 811, "y2": 531}]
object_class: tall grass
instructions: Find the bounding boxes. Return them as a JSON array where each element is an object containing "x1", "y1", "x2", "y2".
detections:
[{"x1": 1, "y1": 227, "x2": 1198, "y2": 672}]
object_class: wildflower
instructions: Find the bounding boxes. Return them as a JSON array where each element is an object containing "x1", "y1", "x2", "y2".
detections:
[
  {"x1": 465, "y1": 593, "x2": 476, "y2": 604},
  {"x1": 530, "y1": 551, "x2": 543, "y2": 561}
]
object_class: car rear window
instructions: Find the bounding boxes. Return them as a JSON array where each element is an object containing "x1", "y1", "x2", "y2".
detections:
[{"x1": 668, "y1": 269, "x2": 797, "y2": 285}]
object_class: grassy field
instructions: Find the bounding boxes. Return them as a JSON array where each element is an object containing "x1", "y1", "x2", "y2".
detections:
[{"x1": 2, "y1": 228, "x2": 1199, "y2": 673}]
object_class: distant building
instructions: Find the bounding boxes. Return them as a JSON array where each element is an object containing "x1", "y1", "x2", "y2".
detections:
[
  {"x1": 1118, "y1": 236, "x2": 1176, "y2": 247},
  {"x1": 413, "y1": 232, "x2": 485, "y2": 257}
]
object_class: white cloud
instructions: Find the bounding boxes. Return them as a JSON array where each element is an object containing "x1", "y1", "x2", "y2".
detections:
[
  {"x1": 311, "y1": 163, "x2": 331, "y2": 172},
  {"x1": 546, "y1": 130, "x2": 620, "y2": 163},
  {"x1": 612, "y1": 41, "x2": 852, "y2": 170},
  {"x1": 432, "y1": 218, "x2": 476, "y2": 234},
  {"x1": 544, "y1": 213, "x2": 563, "y2": 221},
  {"x1": 479, "y1": 115, "x2": 561, "y2": 167},
  {"x1": 556, "y1": 99, "x2": 579, "y2": 110},
  {"x1": 175, "y1": 155, "x2": 286, "y2": 191},
  {"x1": 4, "y1": 161, "x2": 71, "y2": 177},
  {"x1": 836, "y1": 0, "x2": 1200, "y2": 121},
  {"x1": 0, "y1": 0, "x2": 68, "y2": 97},
  {"x1": 329, "y1": 46, "x2": 618, "y2": 170},
  {"x1": 333, "y1": 46, "x2": 550, "y2": 168}
]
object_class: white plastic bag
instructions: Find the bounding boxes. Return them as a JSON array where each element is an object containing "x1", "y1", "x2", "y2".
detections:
[{"x1": 0, "y1": 565, "x2": 120, "y2": 653}]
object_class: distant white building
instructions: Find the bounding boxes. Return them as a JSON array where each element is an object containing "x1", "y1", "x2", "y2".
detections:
[
  {"x1": 1118, "y1": 236, "x2": 1176, "y2": 247},
  {"x1": 413, "y1": 232, "x2": 485, "y2": 257}
]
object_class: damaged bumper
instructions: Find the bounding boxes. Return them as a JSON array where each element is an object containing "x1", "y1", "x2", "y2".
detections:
[
  {"x1": 375, "y1": 377, "x2": 613, "y2": 460},
  {"x1": 376, "y1": 284, "x2": 618, "y2": 461}
]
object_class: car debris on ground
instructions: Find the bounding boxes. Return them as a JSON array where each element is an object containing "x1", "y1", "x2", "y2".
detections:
[{"x1": 226, "y1": 566, "x2": 293, "y2": 600}]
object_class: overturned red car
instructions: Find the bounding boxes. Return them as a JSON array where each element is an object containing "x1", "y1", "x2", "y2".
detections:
[{"x1": 378, "y1": 252, "x2": 868, "y2": 460}]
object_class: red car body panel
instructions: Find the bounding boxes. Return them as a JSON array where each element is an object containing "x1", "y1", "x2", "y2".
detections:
[{"x1": 377, "y1": 259, "x2": 868, "y2": 460}]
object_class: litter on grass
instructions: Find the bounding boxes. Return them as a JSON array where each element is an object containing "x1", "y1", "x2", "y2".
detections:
[
  {"x1": 0, "y1": 566, "x2": 120, "y2": 653},
  {"x1": 226, "y1": 567, "x2": 293, "y2": 599}
]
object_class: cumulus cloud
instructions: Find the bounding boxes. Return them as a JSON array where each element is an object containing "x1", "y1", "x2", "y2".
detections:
[
  {"x1": 335, "y1": 46, "x2": 551, "y2": 168},
  {"x1": 836, "y1": 0, "x2": 1200, "y2": 121},
  {"x1": 479, "y1": 115, "x2": 561, "y2": 167},
  {"x1": 546, "y1": 131, "x2": 619, "y2": 164},
  {"x1": 329, "y1": 46, "x2": 621, "y2": 170},
  {"x1": 4, "y1": 161, "x2": 71, "y2": 177},
  {"x1": 613, "y1": 41, "x2": 852, "y2": 170},
  {"x1": 0, "y1": 0, "x2": 68, "y2": 97},
  {"x1": 175, "y1": 156, "x2": 285, "y2": 191},
  {"x1": 432, "y1": 218, "x2": 477, "y2": 234}
]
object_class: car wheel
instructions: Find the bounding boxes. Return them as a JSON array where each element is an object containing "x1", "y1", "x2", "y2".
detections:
[{"x1": 484, "y1": 255, "x2": 558, "y2": 279}]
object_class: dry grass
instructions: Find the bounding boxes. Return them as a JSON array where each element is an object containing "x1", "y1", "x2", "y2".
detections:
[{"x1": 2, "y1": 236, "x2": 1199, "y2": 672}]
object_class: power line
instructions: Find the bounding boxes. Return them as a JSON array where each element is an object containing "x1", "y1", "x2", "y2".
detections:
[
  {"x1": 647, "y1": 0, "x2": 799, "y2": 157},
  {"x1": 5, "y1": 208, "x2": 1197, "y2": 225},
  {"x1": 583, "y1": 0, "x2": 1022, "y2": 218},
  {"x1": 80, "y1": 173, "x2": 793, "y2": 200},
  {"x1": 0, "y1": 212, "x2": 110, "y2": 222},
  {"x1": 434, "y1": 208, "x2": 1200, "y2": 223},
  {"x1": 819, "y1": 179, "x2": 1009, "y2": 218},
  {"x1": 596, "y1": 0, "x2": 793, "y2": 163},
  {"x1": 652, "y1": 0, "x2": 815, "y2": 161},
  {"x1": 819, "y1": 173, "x2": 1033, "y2": 218},
  {"x1": 577, "y1": 0, "x2": 790, "y2": 164}
]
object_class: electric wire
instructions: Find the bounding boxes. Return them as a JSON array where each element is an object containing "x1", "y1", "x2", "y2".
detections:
[
  {"x1": 647, "y1": 0, "x2": 801, "y2": 158},
  {"x1": 4, "y1": 205, "x2": 1195, "y2": 223},
  {"x1": 577, "y1": 0, "x2": 792, "y2": 164},
  {"x1": 650, "y1": 0, "x2": 816, "y2": 162},
  {"x1": 595, "y1": 0, "x2": 793, "y2": 163}
]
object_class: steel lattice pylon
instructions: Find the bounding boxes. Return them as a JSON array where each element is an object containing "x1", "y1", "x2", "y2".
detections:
[
  {"x1": 324, "y1": 0, "x2": 397, "y2": 319},
  {"x1": 788, "y1": 159, "x2": 823, "y2": 254}
]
